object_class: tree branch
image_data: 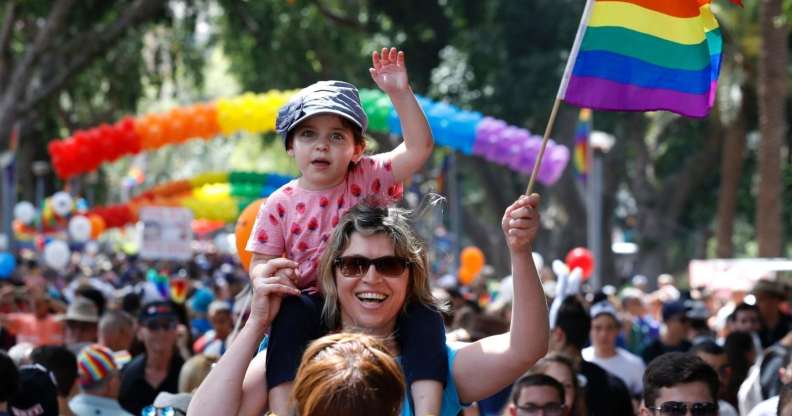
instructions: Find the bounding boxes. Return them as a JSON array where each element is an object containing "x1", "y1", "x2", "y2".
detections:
[
  {"x1": 663, "y1": 119, "x2": 723, "y2": 218},
  {"x1": 311, "y1": 0, "x2": 367, "y2": 31},
  {"x1": 19, "y1": 0, "x2": 167, "y2": 114},
  {"x1": 0, "y1": 1, "x2": 18, "y2": 89}
]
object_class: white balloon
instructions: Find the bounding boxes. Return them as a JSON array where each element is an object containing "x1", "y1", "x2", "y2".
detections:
[
  {"x1": 13, "y1": 201, "x2": 36, "y2": 224},
  {"x1": 84, "y1": 241, "x2": 99, "y2": 255},
  {"x1": 68, "y1": 215, "x2": 92, "y2": 242},
  {"x1": 44, "y1": 240, "x2": 71, "y2": 270},
  {"x1": 51, "y1": 192, "x2": 73, "y2": 217}
]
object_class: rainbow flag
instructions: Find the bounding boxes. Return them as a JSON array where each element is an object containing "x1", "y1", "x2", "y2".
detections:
[
  {"x1": 573, "y1": 109, "x2": 592, "y2": 181},
  {"x1": 558, "y1": 0, "x2": 722, "y2": 118}
]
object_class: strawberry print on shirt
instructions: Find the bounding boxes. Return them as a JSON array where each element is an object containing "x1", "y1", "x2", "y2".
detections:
[{"x1": 246, "y1": 154, "x2": 403, "y2": 289}]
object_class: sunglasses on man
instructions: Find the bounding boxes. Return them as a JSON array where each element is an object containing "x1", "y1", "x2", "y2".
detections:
[
  {"x1": 334, "y1": 255, "x2": 411, "y2": 277},
  {"x1": 648, "y1": 401, "x2": 718, "y2": 416}
]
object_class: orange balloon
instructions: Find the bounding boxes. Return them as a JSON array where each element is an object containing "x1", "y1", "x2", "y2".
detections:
[
  {"x1": 458, "y1": 265, "x2": 476, "y2": 286},
  {"x1": 460, "y1": 246, "x2": 485, "y2": 276},
  {"x1": 88, "y1": 214, "x2": 106, "y2": 239},
  {"x1": 235, "y1": 198, "x2": 265, "y2": 271}
]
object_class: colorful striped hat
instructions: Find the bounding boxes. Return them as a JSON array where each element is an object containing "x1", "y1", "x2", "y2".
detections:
[{"x1": 76, "y1": 344, "x2": 118, "y2": 387}]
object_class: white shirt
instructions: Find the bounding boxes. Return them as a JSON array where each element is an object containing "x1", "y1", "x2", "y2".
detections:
[
  {"x1": 582, "y1": 346, "x2": 645, "y2": 395},
  {"x1": 746, "y1": 396, "x2": 778, "y2": 416}
]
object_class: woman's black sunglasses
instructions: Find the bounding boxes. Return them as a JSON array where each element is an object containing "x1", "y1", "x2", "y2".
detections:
[{"x1": 334, "y1": 255, "x2": 411, "y2": 277}]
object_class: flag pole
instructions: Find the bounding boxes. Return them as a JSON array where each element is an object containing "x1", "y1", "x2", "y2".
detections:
[
  {"x1": 525, "y1": 0, "x2": 595, "y2": 195},
  {"x1": 526, "y1": 98, "x2": 561, "y2": 194}
]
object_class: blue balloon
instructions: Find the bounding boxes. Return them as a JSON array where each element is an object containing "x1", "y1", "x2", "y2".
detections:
[{"x1": 0, "y1": 252, "x2": 16, "y2": 279}]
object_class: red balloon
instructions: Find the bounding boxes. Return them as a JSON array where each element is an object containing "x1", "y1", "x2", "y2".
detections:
[{"x1": 565, "y1": 247, "x2": 594, "y2": 279}]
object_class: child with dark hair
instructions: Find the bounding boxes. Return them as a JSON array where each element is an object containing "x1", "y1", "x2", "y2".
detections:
[{"x1": 0, "y1": 351, "x2": 18, "y2": 416}]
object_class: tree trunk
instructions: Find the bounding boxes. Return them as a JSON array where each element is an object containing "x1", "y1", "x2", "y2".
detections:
[
  {"x1": 715, "y1": 106, "x2": 747, "y2": 258},
  {"x1": 756, "y1": 0, "x2": 787, "y2": 257}
]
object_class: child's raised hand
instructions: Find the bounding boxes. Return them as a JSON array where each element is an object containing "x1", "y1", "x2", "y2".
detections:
[
  {"x1": 370, "y1": 47, "x2": 409, "y2": 94},
  {"x1": 501, "y1": 193, "x2": 541, "y2": 254}
]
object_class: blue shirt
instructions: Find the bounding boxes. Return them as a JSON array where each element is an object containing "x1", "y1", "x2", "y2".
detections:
[
  {"x1": 69, "y1": 393, "x2": 134, "y2": 416},
  {"x1": 401, "y1": 344, "x2": 463, "y2": 416}
]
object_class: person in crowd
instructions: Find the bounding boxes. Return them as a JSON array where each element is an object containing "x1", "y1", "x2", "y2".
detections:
[
  {"x1": 119, "y1": 301, "x2": 185, "y2": 415},
  {"x1": 247, "y1": 47, "x2": 441, "y2": 416},
  {"x1": 620, "y1": 287, "x2": 659, "y2": 356},
  {"x1": 549, "y1": 296, "x2": 633, "y2": 415},
  {"x1": 190, "y1": 194, "x2": 549, "y2": 416},
  {"x1": 692, "y1": 340, "x2": 739, "y2": 416},
  {"x1": 729, "y1": 302, "x2": 764, "y2": 355},
  {"x1": 63, "y1": 296, "x2": 100, "y2": 355},
  {"x1": 69, "y1": 344, "x2": 132, "y2": 416},
  {"x1": 725, "y1": 330, "x2": 756, "y2": 408},
  {"x1": 641, "y1": 300, "x2": 692, "y2": 365},
  {"x1": 640, "y1": 352, "x2": 720, "y2": 416},
  {"x1": 8, "y1": 363, "x2": 60, "y2": 416},
  {"x1": 287, "y1": 333, "x2": 405, "y2": 416},
  {"x1": 31, "y1": 345, "x2": 79, "y2": 416},
  {"x1": 191, "y1": 300, "x2": 232, "y2": 356},
  {"x1": 687, "y1": 300, "x2": 716, "y2": 344},
  {"x1": 747, "y1": 381, "x2": 792, "y2": 416},
  {"x1": 732, "y1": 303, "x2": 761, "y2": 334},
  {"x1": 752, "y1": 280, "x2": 792, "y2": 348},
  {"x1": 531, "y1": 353, "x2": 586, "y2": 416},
  {"x1": 0, "y1": 289, "x2": 64, "y2": 346},
  {"x1": 507, "y1": 373, "x2": 566, "y2": 416},
  {"x1": 98, "y1": 310, "x2": 136, "y2": 368},
  {"x1": 0, "y1": 351, "x2": 17, "y2": 416},
  {"x1": 742, "y1": 341, "x2": 792, "y2": 415},
  {"x1": 178, "y1": 354, "x2": 217, "y2": 393},
  {"x1": 583, "y1": 300, "x2": 645, "y2": 397}
]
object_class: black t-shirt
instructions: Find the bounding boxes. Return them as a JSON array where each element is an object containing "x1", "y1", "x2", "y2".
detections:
[
  {"x1": 580, "y1": 360, "x2": 634, "y2": 416},
  {"x1": 119, "y1": 351, "x2": 184, "y2": 416},
  {"x1": 641, "y1": 339, "x2": 692, "y2": 365},
  {"x1": 759, "y1": 313, "x2": 792, "y2": 348}
]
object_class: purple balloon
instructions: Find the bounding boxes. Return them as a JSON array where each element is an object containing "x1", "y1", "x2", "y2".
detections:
[
  {"x1": 537, "y1": 143, "x2": 570, "y2": 185},
  {"x1": 507, "y1": 128, "x2": 531, "y2": 170},
  {"x1": 515, "y1": 135, "x2": 543, "y2": 175},
  {"x1": 478, "y1": 118, "x2": 507, "y2": 161}
]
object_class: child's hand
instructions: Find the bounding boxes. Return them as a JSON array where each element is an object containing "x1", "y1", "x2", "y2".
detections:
[
  {"x1": 370, "y1": 47, "x2": 409, "y2": 95},
  {"x1": 501, "y1": 194, "x2": 541, "y2": 254}
]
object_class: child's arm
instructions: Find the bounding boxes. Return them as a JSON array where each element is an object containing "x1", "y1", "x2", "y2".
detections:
[{"x1": 370, "y1": 47, "x2": 433, "y2": 183}]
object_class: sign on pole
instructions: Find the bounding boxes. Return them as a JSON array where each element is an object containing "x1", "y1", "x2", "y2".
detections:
[{"x1": 139, "y1": 206, "x2": 193, "y2": 261}]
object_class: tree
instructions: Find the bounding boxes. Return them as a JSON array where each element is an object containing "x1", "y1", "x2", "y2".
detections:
[{"x1": 756, "y1": 0, "x2": 787, "y2": 256}]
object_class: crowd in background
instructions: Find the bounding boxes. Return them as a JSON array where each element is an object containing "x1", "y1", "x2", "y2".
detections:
[{"x1": 0, "y1": 245, "x2": 791, "y2": 416}]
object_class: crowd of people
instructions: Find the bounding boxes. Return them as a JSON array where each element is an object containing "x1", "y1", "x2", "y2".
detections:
[{"x1": 2, "y1": 47, "x2": 791, "y2": 416}]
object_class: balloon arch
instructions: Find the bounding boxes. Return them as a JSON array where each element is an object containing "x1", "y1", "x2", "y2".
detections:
[
  {"x1": 12, "y1": 170, "x2": 293, "y2": 241},
  {"x1": 46, "y1": 89, "x2": 570, "y2": 185}
]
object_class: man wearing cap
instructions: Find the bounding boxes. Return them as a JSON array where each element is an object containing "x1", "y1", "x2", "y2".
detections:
[
  {"x1": 69, "y1": 344, "x2": 132, "y2": 416},
  {"x1": 641, "y1": 300, "x2": 693, "y2": 365},
  {"x1": 63, "y1": 296, "x2": 100, "y2": 355},
  {"x1": 119, "y1": 301, "x2": 184, "y2": 415},
  {"x1": 8, "y1": 363, "x2": 60, "y2": 416},
  {"x1": 753, "y1": 279, "x2": 792, "y2": 348},
  {"x1": 583, "y1": 301, "x2": 646, "y2": 397},
  {"x1": 550, "y1": 296, "x2": 634, "y2": 415}
]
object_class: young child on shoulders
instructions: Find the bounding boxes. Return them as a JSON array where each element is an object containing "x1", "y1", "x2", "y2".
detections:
[{"x1": 246, "y1": 48, "x2": 445, "y2": 416}]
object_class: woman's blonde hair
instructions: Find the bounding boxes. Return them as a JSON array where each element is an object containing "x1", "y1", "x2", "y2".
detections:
[
  {"x1": 291, "y1": 333, "x2": 405, "y2": 416},
  {"x1": 178, "y1": 354, "x2": 218, "y2": 393},
  {"x1": 317, "y1": 200, "x2": 444, "y2": 330}
]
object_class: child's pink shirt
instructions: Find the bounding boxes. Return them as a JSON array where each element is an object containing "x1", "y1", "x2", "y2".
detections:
[{"x1": 245, "y1": 154, "x2": 403, "y2": 289}]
